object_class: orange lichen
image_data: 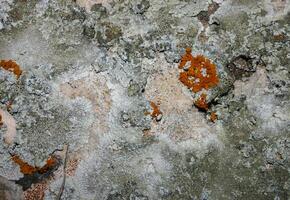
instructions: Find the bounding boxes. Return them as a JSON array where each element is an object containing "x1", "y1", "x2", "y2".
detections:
[
  {"x1": 11, "y1": 155, "x2": 37, "y2": 175},
  {"x1": 150, "y1": 101, "x2": 162, "y2": 119},
  {"x1": 178, "y1": 47, "x2": 194, "y2": 69},
  {"x1": 23, "y1": 157, "x2": 79, "y2": 200},
  {"x1": 194, "y1": 93, "x2": 208, "y2": 111},
  {"x1": 210, "y1": 112, "x2": 217, "y2": 122},
  {"x1": 11, "y1": 155, "x2": 58, "y2": 175},
  {"x1": 0, "y1": 60, "x2": 22, "y2": 79},
  {"x1": 178, "y1": 48, "x2": 219, "y2": 93},
  {"x1": 38, "y1": 157, "x2": 58, "y2": 174}
]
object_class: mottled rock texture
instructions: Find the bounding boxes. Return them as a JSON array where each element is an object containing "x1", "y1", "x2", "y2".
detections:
[
  {"x1": 0, "y1": 0, "x2": 290, "y2": 199},
  {"x1": 0, "y1": 176, "x2": 23, "y2": 200}
]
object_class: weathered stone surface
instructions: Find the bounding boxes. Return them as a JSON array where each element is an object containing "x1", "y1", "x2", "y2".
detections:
[
  {"x1": 0, "y1": 176, "x2": 23, "y2": 200},
  {"x1": 0, "y1": 0, "x2": 289, "y2": 199}
]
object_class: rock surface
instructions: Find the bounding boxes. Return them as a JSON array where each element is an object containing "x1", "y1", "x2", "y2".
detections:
[
  {"x1": 0, "y1": 0, "x2": 289, "y2": 199},
  {"x1": 0, "y1": 176, "x2": 23, "y2": 200}
]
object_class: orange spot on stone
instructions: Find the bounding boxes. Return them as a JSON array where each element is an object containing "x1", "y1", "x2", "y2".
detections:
[
  {"x1": 150, "y1": 101, "x2": 162, "y2": 119},
  {"x1": 11, "y1": 155, "x2": 58, "y2": 175},
  {"x1": 194, "y1": 93, "x2": 208, "y2": 111},
  {"x1": 0, "y1": 60, "x2": 22, "y2": 79},
  {"x1": 210, "y1": 112, "x2": 217, "y2": 122},
  {"x1": 178, "y1": 49, "x2": 219, "y2": 93}
]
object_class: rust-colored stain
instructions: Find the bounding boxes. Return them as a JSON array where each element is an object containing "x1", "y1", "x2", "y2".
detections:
[
  {"x1": 0, "y1": 113, "x2": 3, "y2": 126},
  {"x1": 273, "y1": 33, "x2": 287, "y2": 42},
  {"x1": 24, "y1": 180, "x2": 48, "y2": 200},
  {"x1": 65, "y1": 158, "x2": 80, "y2": 176},
  {"x1": 0, "y1": 60, "x2": 22, "y2": 79},
  {"x1": 194, "y1": 93, "x2": 208, "y2": 111},
  {"x1": 178, "y1": 48, "x2": 219, "y2": 93},
  {"x1": 11, "y1": 155, "x2": 58, "y2": 175},
  {"x1": 210, "y1": 111, "x2": 217, "y2": 122},
  {"x1": 150, "y1": 101, "x2": 162, "y2": 119}
]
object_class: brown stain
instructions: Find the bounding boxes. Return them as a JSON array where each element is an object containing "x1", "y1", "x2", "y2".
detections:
[
  {"x1": 208, "y1": 2, "x2": 220, "y2": 15},
  {"x1": 0, "y1": 60, "x2": 22, "y2": 79},
  {"x1": 194, "y1": 93, "x2": 208, "y2": 111},
  {"x1": 65, "y1": 158, "x2": 80, "y2": 176},
  {"x1": 0, "y1": 113, "x2": 3, "y2": 126},
  {"x1": 196, "y1": 2, "x2": 220, "y2": 43},
  {"x1": 178, "y1": 48, "x2": 219, "y2": 93},
  {"x1": 273, "y1": 33, "x2": 287, "y2": 42},
  {"x1": 23, "y1": 181, "x2": 48, "y2": 200},
  {"x1": 11, "y1": 155, "x2": 58, "y2": 175},
  {"x1": 210, "y1": 112, "x2": 217, "y2": 122},
  {"x1": 150, "y1": 101, "x2": 162, "y2": 119},
  {"x1": 197, "y1": 2, "x2": 219, "y2": 27}
]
